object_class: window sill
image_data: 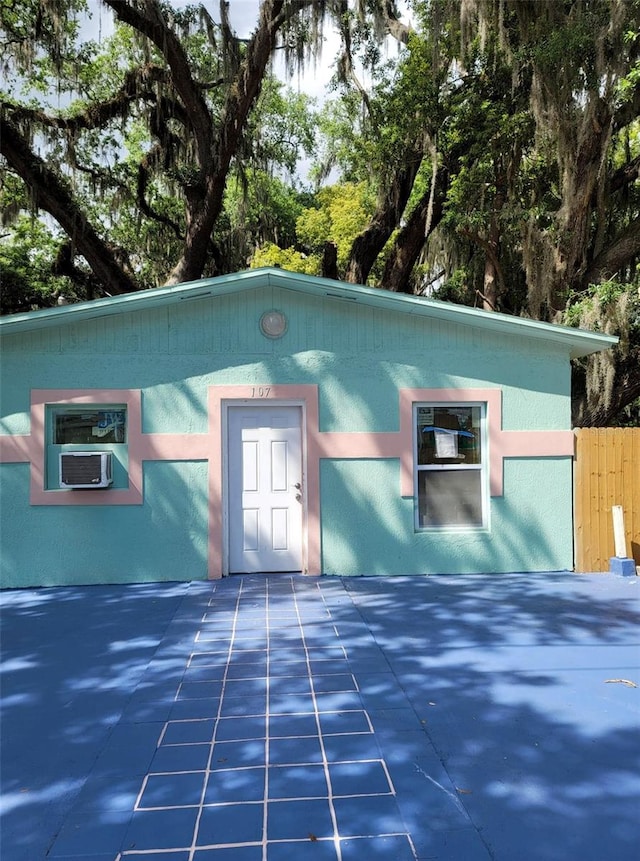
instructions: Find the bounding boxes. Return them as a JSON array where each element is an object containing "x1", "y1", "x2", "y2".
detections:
[{"x1": 415, "y1": 524, "x2": 490, "y2": 534}]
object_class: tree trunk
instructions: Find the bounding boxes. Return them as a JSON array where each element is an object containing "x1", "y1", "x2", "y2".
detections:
[
  {"x1": 322, "y1": 242, "x2": 338, "y2": 280},
  {"x1": 381, "y1": 168, "x2": 447, "y2": 293},
  {"x1": 582, "y1": 216, "x2": 640, "y2": 287},
  {"x1": 572, "y1": 350, "x2": 640, "y2": 426},
  {"x1": 165, "y1": 0, "x2": 289, "y2": 285},
  {"x1": 546, "y1": 95, "x2": 613, "y2": 309},
  {"x1": 345, "y1": 150, "x2": 423, "y2": 285},
  {"x1": 481, "y1": 169, "x2": 506, "y2": 311}
]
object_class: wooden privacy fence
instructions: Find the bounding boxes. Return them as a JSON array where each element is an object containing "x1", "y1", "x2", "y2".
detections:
[{"x1": 574, "y1": 428, "x2": 640, "y2": 572}]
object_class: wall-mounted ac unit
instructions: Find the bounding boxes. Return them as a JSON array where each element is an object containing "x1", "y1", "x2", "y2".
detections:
[{"x1": 59, "y1": 452, "x2": 113, "y2": 489}]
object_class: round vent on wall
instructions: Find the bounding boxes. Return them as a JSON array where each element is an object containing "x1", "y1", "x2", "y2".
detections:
[{"x1": 260, "y1": 310, "x2": 287, "y2": 339}]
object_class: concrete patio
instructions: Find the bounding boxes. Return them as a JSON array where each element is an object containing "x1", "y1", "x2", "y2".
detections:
[{"x1": 1, "y1": 572, "x2": 638, "y2": 860}]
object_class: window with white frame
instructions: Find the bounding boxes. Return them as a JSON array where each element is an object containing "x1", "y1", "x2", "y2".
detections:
[
  {"x1": 46, "y1": 405, "x2": 128, "y2": 489},
  {"x1": 415, "y1": 403, "x2": 486, "y2": 528}
]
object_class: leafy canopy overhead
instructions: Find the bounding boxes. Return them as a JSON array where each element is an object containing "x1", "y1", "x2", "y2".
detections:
[
  {"x1": 1, "y1": 0, "x2": 373, "y2": 293},
  {"x1": 1, "y1": 0, "x2": 639, "y2": 425}
]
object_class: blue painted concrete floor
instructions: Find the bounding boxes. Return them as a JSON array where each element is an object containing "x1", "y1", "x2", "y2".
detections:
[{"x1": 1, "y1": 573, "x2": 638, "y2": 861}]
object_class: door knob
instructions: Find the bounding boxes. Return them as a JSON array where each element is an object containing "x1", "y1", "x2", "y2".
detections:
[{"x1": 293, "y1": 482, "x2": 302, "y2": 490}]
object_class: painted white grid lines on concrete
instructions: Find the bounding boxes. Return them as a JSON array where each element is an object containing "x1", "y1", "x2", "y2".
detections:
[{"x1": 117, "y1": 575, "x2": 417, "y2": 861}]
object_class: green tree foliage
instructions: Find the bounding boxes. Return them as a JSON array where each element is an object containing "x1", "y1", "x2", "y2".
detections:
[
  {"x1": 251, "y1": 242, "x2": 318, "y2": 274},
  {"x1": 1, "y1": 1, "x2": 638, "y2": 424},
  {"x1": 0, "y1": 0, "x2": 406, "y2": 302},
  {"x1": 250, "y1": 181, "x2": 376, "y2": 275},
  {"x1": 294, "y1": 0, "x2": 640, "y2": 424},
  {"x1": 0, "y1": 0, "x2": 345, "y2": 298},
  {"x1": 0, "y1": 217, "x2": 78, "y2": 313},
  {"x1": 442, "y1": 0, "x2": 640, "y2": 425},
  {"x1": 296, "y1": 183, "x2": 376, "y2": 267}
]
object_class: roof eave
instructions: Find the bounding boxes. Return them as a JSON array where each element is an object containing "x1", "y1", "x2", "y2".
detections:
[
  {"x1": 0, "y1": 267, "x2": 618, "y2": 358},
  {"x1": 263, "y1": 270, "x2": 618, "y2": 358}
]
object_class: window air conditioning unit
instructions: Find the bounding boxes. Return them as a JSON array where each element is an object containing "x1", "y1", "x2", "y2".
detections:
[{"x1": 59, "y1": 452, "x2": 113, "y2": 489}]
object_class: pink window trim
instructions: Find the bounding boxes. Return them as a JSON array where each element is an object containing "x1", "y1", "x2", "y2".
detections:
[
  {"x1": 300, "y1": 387, "x2": 573, "y2": 499},
  {"x1": 398, "y1": 388, "x2": 574, "y2": 497},
  {"x1": 0, "y1": 386, "x2": 574, "y2": 579},
  {"x1": 10, "y1": 389, "x2": 210, "y2": 506},
  {"x1": 28, "y1": 390, "x2": 143, "y2": 505}
]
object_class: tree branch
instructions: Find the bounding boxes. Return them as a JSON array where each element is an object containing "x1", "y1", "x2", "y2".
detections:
[
  {"x1": 167, "y1": 0, "x2": 300, "y2": 284},
  {"x1": 583, "y1": 215, "x2": 640, "y2": 286},
  {"x1": 0, "y1": 115, "x2": 138, "y2": 295},
  {"x1": 458, "y1": 226, "x2": 507, "y2": 300},
  {"x1": 137, "y1": 143, "x2": 184, "y2": 239},
  {"x1": 613, "y1": 78, "x2": 640, "y2": 134},
  {"x1": 5, "y1": 64, "x2": 167, "y2": 134},
  {"x1": 382, "y1": 167, "x2": 448, "y2": 294},
  {"x1": 66, "y1": 152, "x2": 128, "y2": 195},
  {"x1": 197, "y1": 77, "x2": 228, "y2": 91},
  {"x1": 104, "y1": 0, "x2": 213, "y2": 163},
  {"x1": 345, "y1": 147, "x2": 424, "y2": 284},
  {"x1": 474, "y1": 289, "x2": 497, "y2": 311},
  {"x1": 380, "y1": 0, "x2": 412, "y2": 45},
  {"x1": 610, "y1": 154, "x2": 640, "y2": 194}
]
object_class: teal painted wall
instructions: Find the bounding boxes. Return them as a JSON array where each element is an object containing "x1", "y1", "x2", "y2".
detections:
[
  {"x1": 319, "y1": 458, "x2": 573, "y2": 575},
  {"x1": 0, "y1": 283, "x2": 574, "y2": 586},
  {"x1": 0, "y1": 462, "x2": 208, "y2": 587}
]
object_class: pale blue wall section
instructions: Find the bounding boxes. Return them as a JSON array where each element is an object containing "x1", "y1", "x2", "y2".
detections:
[
  {"x1": 320, "y1": 458, "x2": 573, "y2": 575},
  {"x1": 0, "y1": 285, "x2": 571, "y2": 436},
  {"x1": 491, "y1": 458, "x2": 574, "y2": 571},
  {"x1": 0, "y1": 278, "x2": 577, "y2": 585},
  {"x1": 0, "y1": 462, "x2": 208, "y2": 588}
]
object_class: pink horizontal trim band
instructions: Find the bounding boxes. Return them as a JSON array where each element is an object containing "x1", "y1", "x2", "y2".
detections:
[
  {"x1": 138, "y1": 434, "x2": 210, "y2": 461},
  {"x1": 315, "y1": 432, "x2": 400, "y2": 459},
  {"x1": 499, "y1": 430, "x2": 575, "y2": 458}
]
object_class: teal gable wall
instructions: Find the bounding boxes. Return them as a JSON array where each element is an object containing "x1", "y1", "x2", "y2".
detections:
[{"x1": 0, "y1": 279, "x2": 576, "y2": 586}]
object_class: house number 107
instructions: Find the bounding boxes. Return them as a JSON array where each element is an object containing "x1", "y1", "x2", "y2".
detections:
[{"x1": 251, "y1": 386, "x2": 271, "y2": 398}]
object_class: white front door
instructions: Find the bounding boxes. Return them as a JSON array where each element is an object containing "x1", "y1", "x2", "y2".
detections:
[{"x1": 228, "y1": 405, "x2": 303, "y2": 573}]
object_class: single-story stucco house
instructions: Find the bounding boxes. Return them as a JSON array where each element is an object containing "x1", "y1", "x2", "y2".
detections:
[{"x1": 0, "y1": 268, "x2": 616, "y2": 588}]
